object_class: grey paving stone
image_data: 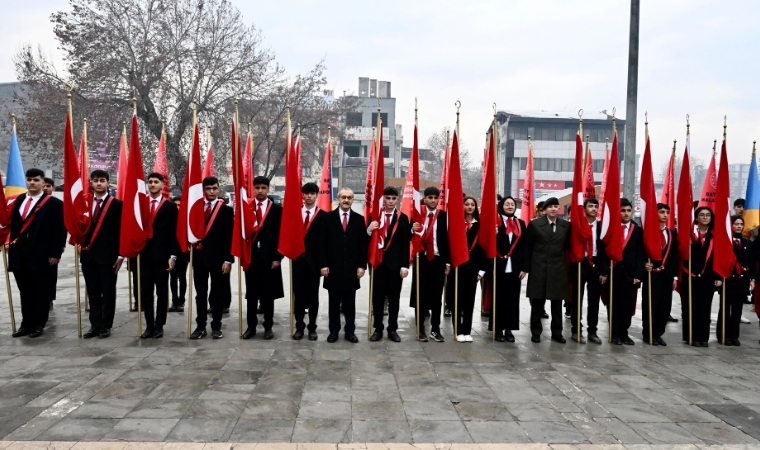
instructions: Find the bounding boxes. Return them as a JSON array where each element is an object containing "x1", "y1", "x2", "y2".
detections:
[
  {"x1": 678, "y1": 421, "x2": 760, "y2": 445},
  {"x1": 291, "y1": 418, "x2": 352, "y2": 442},
  {"x1": 126, "y1": 399, "x2": 193, "y2": 419},
  {"x1": 629, "y1": 422, "x2": 704, "y2": 445},
  {"x1": 465, "y1": 420, "x2": 531, "y2": 443},
  {"x1": 352, "y1": 400, "x2": 406, "y2": 421},
  {"x1": 183, "y1": 399, "x2": 246, "y2": 419},
  {"x1": 166, "y1": 418, "x2": 236, "y2": 442},
  {"x1": 230, "y1": 418, "x2": 296, "y2": 442},
  {"x1": 520, "y1": 420, "x2": 589, "y2": 444},
  {"x1": 37, "y1": 418, "x2": 119, "y2": 441},
  {"x1": 403, "y1": 399, "x2": 461, "y2": 421},
  {"x1": 298, "y1": 400, "x2": 352, "y2": 419},
  {"x1": 102, "y1": 418, "x2": 179, "y2": 441},
  {"x1": 351, "y1": 419, "x2": 413, "y2": 442},
  {"x1": 407, "y1": 419, "x2": 473, "y2": 443},
  {"x1": 68, "y1": 399, "x2": 140, "y2": 419}
]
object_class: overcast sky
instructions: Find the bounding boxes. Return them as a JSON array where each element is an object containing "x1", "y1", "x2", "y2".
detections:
[{"x1": 3, "y1": 0, "x2": 760, "y2": 176}]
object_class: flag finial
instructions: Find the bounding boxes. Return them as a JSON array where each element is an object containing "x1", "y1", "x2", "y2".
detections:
[
  {"x1": 10, "y1": 113, "x2": 15, "y2": 128},
  {"x1": 753, "y1": 141, "x2": 756, "y2": 157},
  {"x1": 724, "y1": 115, "x2": 727, "y2": 139},
  {"x1": 132, "y1": 87, "x2": 137, "y2": 115},
  {"x1": 686, "y1": 114, "x2": 690, "y2": 135},
  {"x1": 713, "y1": 140, "x2": 717, "y2": 155},
  {"x1": 415, "y1": 98, "x2": 418, "y2": 125},
  {"x1": 672, "y1": 140, "x2": 677, "y2": 154},
  {"x1": 493, "y1": 103, "x2": 497, "y2": 115}
]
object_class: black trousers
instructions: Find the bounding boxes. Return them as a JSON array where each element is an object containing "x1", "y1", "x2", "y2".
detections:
[
  {"x1": 328, "y1": 289, "x2": 356, "y2": 335},
  {"x1": 132, "y1": 257, "x2": 170, "y2": 330},
  {"x1": 717, "y1": 276, "x2": 748, "y2": 342},
  {"x1": 372, "y1": 263, "x2": 403, "y2": 333},
  {"x1": 492, "y1": 271, "x2": 522, "y2": 333},
  {"x1": 82, "y1": 262, "x2": 118, "y2": 330},
  {"x1": 14, "y1": 267, "x2": 53, "y2": 330},
  {"x1": 244, "y1": 257, "x2": 278, "y2": 331},
  {"x1": 48, "y1": 265, "x2": 58, "y2": 302},
  {"x1": 410, "y1": 255, "x2": 446, "y2": 333},
  {"x1": 530, "y1": 298, "x2": 563, "y2": 337},
  {"x1": 446, "y1": 266, "x2": 478, "y2": 335},
  {"x1": 608, "y1": 271, "x2": 637, "y2": 340},
  {"x1": 641, "y1": 271, "x2": 674, "y2": 340},
  {"x1": 194, "y1": 265, "x2": 228, "y2": 331},
  {"x1": 292, "y1": 258, "x2": 320, "y2": 332},
  {"x1": 170, "y1": 258, "x2": 188, "y2": 304},
  {"x1": 569, "y1": 261, "x2": 602, "y2": 335},
  {"x1": 681, "y1": 275, "x2": 714, "y2": 342}
]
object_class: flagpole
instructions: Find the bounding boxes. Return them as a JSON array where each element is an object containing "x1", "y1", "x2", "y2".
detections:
[
  {"x1": 187, "y1": 99, "x2": 198, "y2": 340},
  {"x1": 133, "y1": 92, "x2": 144, "y2": 338},
  {"x1": 686, "y1": 117, "x2": 693, "y2": 347},
  {"x1": 3, "y1": 246, "x2": 15, "y2": 333},
  {"x1": 608, "y1": 117, "x2": 615, "y2": 344},
  {"x1": 721, "y1": 117, "x2": 727, "y2": 345},
  {"x1": 575, "y1": 113, "x2": 585, "y2": 344},
  {"x1": 123, "y1": 119, "x2": 133, "y2": 313},
  {"x1": 443, "y1": 129, "x2": 450, "y2": 328},
  {"x1": 454, "y1": 101, "x2": 461, "y2": 339},
  {"x1": 286, "y1": 105, "x2": 296, "y2": 338},
  {"x1": 414, "y1": 101, "x2": 421, "y2": 342},
  {"x1": 235, "y1": 100, "x2": 243, "y2": 339},
  {"x1": 369, "y1": 105, "x2": 382, "y2": 340},
  {"x1": 482, "y1": 131, "x2": 489, "y2": 315},
  {"x1": 645, "y1": 116, "x2": 653, "y2": 346},
  {"x1": 491, "y1": 106, "x2": 497, "y2": 341},
  {"x1": 65, "y1": 93, "x2": 84, "y2": 337}
]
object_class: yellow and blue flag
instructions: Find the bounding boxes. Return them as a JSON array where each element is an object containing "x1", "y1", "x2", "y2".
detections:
[
  {"x1": 743, "y1": 150, "x2": 760, "y2": 237},
  {"x1": 5, "y1": 124, "x2": 26, "y2": 198}
]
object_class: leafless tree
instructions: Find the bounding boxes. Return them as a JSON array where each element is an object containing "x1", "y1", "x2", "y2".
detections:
[
  {"x1": 659, "y1": 153, "x2": 706, "y2": 198},
  {"x1": 425, "y1": 127, "x2": 482, "y2": 198}
]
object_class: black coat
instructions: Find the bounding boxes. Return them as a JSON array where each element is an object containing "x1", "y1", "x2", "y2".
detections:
[
  {"x1": 419, "y1": 209, "x2": 450, "y2": 264},
  {"x1": 302, "y1": 208, "x2": 327, "y2": 270},
  {"x1": 251, "y1": 202, "x2": 284, "y2": 264},
  {"x1": 460, "y1": 221, "x2": 487, "y2": 274},
  {"x1": 194, "y1": 202, "x2": 234, "y2": 270},
  {"x1": 731, "y1": 234, "x2": 755, "y2": 280},
  {"x1": 684, "y1": 230, "x2": 717, "y2": 281},
  {"x1": 525, "y1": 217, "x2": 570, "y2": 300},
  {"x1": 80, "y1": 195, "x2": 123, "y2": 267},
  {"x1": 130, "y1": 198, "x2": 180, "y2": 269},
  {"x1": 611, "y1": 222, "x2": 646, "y2": 283},
  {"x1": 375, "y1": 210, "x2": 412, "y2": 272},
  {"x1": 650, "y1": 228, "x2": 679, "y2": 279},
  {"x1": 318, "y1": 208, "x2": 368, "y2": 291},
  {"x1": 8, "y1": 193, "x2": 66, "y2": 272},
  {"x1": 496, "y1": 216, "x2": 527, "y2": 274}
]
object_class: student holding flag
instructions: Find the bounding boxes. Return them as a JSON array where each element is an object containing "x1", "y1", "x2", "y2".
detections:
[
  {"x1": 643, "y1": 203, "x2": 679, "y2": 346},
  {"x1": 716, "y1": 215, "x2": 754, "y2": 346},
  {"x1": 492, "y1": 196, "x2": 527, "y2": 342}
]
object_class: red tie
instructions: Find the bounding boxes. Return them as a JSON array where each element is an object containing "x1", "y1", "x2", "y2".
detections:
[
  {"x1": 425, "y1": 213, "x2": 435, "y2": 261},
  {"x1": 151, "y1": 199, "x2": 157, "y2": 216},
  {"x1": 342, "y1": 212, "x2": 348, "y2": 232},
  {"x1": 257, "y1": 202, "x2": 263, "y2": 225},
  {"x1": 205, "y1": 202, "x2": 212, "y2": 225},
  {"x1": 93, "y1": 198, "x2": 103, "y2": 221},
  {"x1": 385, "y1": 213, "x2": 391, "y2": 235},
  {"x1": 21, "y1": 197, "x2": 33, "y2": 219},
  {"x1": 505, "y1": 217, "x2": 517, "y2": 235},
  {"x1": 304, "y1": 210, "x2": 311, "y2": 229},
  {"x1": 466, "y1": 221, "x2": 472, "y2": 231},
  {"x1": 621, "y1": 224, "x2": 627, "y2": 242}
]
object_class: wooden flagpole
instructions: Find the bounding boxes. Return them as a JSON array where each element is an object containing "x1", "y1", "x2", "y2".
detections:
[
  {"x1": 133, "y1": 93, "x2": 143, "y2": 338},
  {"x1": 286, "y1": 106, "x2": 295, "y2": 338},
  {"x1": 234, "y1": 100, "x2": 243, "y2": 339},
  {"x1": 65, "y1": 94, "x2": 83, "y2": 337},
  {"x1": 3, "y1": 246, "x2": 15, "y2": 333},
  {"x1": 187, "y1": 99, "x2": 198, "y2": 339}
]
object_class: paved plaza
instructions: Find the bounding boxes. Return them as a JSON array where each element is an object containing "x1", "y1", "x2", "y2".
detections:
[{"x1": 1, "y1": 250, "x2": 760, "y2": 448}]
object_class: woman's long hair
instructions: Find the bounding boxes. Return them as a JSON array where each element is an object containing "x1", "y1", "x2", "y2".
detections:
[{"x1": 463, "y1": 195, "x2": 480, "y2": 221}]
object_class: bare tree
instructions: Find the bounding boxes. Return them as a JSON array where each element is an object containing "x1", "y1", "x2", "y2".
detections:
[
  {"x1": 425, "y1": 127, "x2": 482, "y2": 197},
  {"x1": 659, "y1": 153, "x2": 706, "y2": 198},
  {"x1": 14, "y1": 0, "x2": 356, "y2": 185}
]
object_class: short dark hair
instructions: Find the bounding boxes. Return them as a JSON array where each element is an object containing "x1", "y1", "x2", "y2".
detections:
[
  {"x1": 90, "y1": 169, "x2": 109, "y2": 181},
  {"x1": 657, "y1": 203, "x2": 670, "y2": 211},
  {"x1": 43, "y1": 177, "x2": 54, "y2": 186},
  {"x1": 171, "y1": 195, "x2": 182, "y2": 202},
  {"x1": 620, "y1": 198, "x2": 633, "y2": 208},
  {"x1": 544, "y1": 197, "x2": 559, "y2": 208},
  {"x1": 384, "y1": 186, "x2": 399, "y2": 196},
  {"x1": 734, "y1": 198, "x2": 745, "y2": 208},
  {"x1": 301, "y1": 182, "x2": 319, "y2": 194},
  {"x1": 253, "y1": 176, "x2": 270, "y2": 187},
  {"x1": 147, "y1": 172, "x2": 165, "y2": 182},
  {"x1": 202, "y1": 176, "x2": 219, "y2": 187},
  {"x1": 731, "y1": 214, "x2": 744, "y2": 225},
  {"x1": 423, "y1": 186, "x2": 440, "y2": 197},
  {"x1": 583, "y1": 198, "x2": 599, "y2": 207},
  {"x1": 536, "y1": 201, "x2": 545, "y2": 210},
  {"x1": 25, "y1": 168, "x2": 45, "y2": 179}
]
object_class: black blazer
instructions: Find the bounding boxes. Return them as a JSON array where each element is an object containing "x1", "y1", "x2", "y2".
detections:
[
  {"x1": 318, "y1": 208, "x2": 368, "y2": 291},
  {"x1": 419, "y1": 209, "x2": 450, "y2": 264},
  {"x1": 251, "y1": 202, "x2": 284, "y2": 264},
  {"x1": 80, "y1": 195, "x2": 123, "y2": 266},
  {"x1": 684, "y1": 230, "x2": 716, "y2": 281},
  {"x1": 496, "y1": 216, "x2": 527, "y2": 274},
  {"x1": 303, "y1": 208, "x2": 327, "y2": 270},
  {"x1": 194, "y1": 202, "x2": 234, "y2": 270},
  {"x1": 611, "y1": 222, "x2": 646, "y2": 282},
  {"x1": 649, "y1": 228, "x2": 679, "y2": 279},
  {"x1": 732, "y1": 235, "x2": 755, "y2": 280},
  {"x1": 461, "y1": 221, "x2": 487, "y2": 273},
  {"x1": 8, "y1": 193, "x2": 66, "y2": 272},
  {"x1": 375, "y1": 210, "x2": 412, "y2": 272},
  {"x1": 130, "y1": 198, "x2": 180, "y2": 269}
]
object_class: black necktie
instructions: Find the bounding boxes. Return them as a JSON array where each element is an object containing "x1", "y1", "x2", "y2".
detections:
[{"x1": 551, "y1": 222, "x2": 556, "y2": 233}]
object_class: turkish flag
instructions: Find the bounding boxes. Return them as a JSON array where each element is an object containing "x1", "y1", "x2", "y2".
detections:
[
  {"x1": 698, "y1": 152, "x2": 717, "y2": 209},
  {"x1": 598, "y1": 146, "x2": 610, "y2": 222},
  {"x1": 243, "y1": 131, "x2": 254, "y2": 196},
  {"x1": 202, "y1": 137, "x2": 214, "y2": 178},
  {"x1": 582, "y1": 146, "x2": 595, "y2": 201},
  {"x1": 676, "y1": 138, "x2": 694, "y2": 262},
  {"x1": 119, "y1": 114, "x2": 151, "y2": 258},
  {"x1": 368, "y1": 125, "x2": 386, "y2": 268},
  {"x1": 447, "y1": 131, "x2": 469, "y2": 268},
  {"x1": 660, "y1": 150, "x2": 676, "y2": 229},
  {"x1": 569, "y1": 132, "x2": 592, "y2": 262},
  {"x1": 601, "y1": 132, "x2": 623, "y2": 262},
  {"x1": 713, "y1": 138, "x2": 736, "y2": 279},
  {"x1": 520, "y1": 139, "x2": 535, "y2": 222},
  {"x1": 295, "y1": 134, "x2": 302, "y2": 187},
  {"x1": 176, "y1": 123, "x2": 205, "y2": 252},
  {"x1": 640, "y1": 135, "x2": 662, "y2": 261},
  {"x1": 317, "y1": 138, "x2": 333, "y2": 212},
  {"x1": 363, "y1": 138, "x2": 376, "y2": 226},
  {"x1": 116, "y1": 125, "x2": 128, "y2": 200},
  {"x1": 63, "y1": 114, "x2": 91, "y2": 245},
  {"x1": 402, "y1": 124, "x2": 423, "y2": 259},
  {"x1": 231, "y1": 119, "x2": 252, "y2": 270},
  {"x1": 478, "y1": 130, "x2": 497, "y2": 258},
  {"x1": 278, "y1": 122, "x2": 305, "y2": 260},
  {"x1": 153, "y1": 130, "x2": 171, "y2": 199}
]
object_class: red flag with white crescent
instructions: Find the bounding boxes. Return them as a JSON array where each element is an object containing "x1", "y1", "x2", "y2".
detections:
[
  {"x1": 119, "y1": 114, "x2": 151, "y2": 257},
  {"x1": 176, "y1": 123, "x2": 206, "y2": 252}
]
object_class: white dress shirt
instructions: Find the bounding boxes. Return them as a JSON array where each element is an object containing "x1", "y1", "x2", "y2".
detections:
[
  {"x1": 21, "y1": 191, "x2": 44, "y2": 217},
  {"x1": 302, "y1": 204, "x2": 317, "y2": 222},
  {"x1": 423, "y1": 207, "x2": 439, "y2": 256},
  {"x1": 585, "y1": 219, "x2": 598, "y2": 257}
]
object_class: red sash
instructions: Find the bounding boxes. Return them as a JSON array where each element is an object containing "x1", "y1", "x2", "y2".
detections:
[
  {"x1": 652, "y1": 229, "x2": 673, "y2": 272},
  {"x1": 80, "y1": 196, "x2": 114, "y2": 251},
  {"x1": 422, "y1": 210, "x2": 440, "y2": 249},
  {"x1": 195, "y1": 201, "x2": 223, "y2": 250},
  {"x1": 691, "y1": 237, "x2": 714, "y2": 277},
  {"x1": 10, "y1": 195, "x2": 53, "y2": 245},
  {"x1": 379, "y1": 210, "x2": 401, "y2": 253},
  {"x1": 251, "y1": 200, "x2": 273, "y2": 243},
  {"x1": 150, "y1": 197, "x2": 167, "y2": 219},
  {"x1": 469, "y1": 230, "x2": 479, "y2": 253},
  {"x1": 497, "y1": 216, "x2": 522, "y2": 259},
  {"x1": 621, "y1": 223, "x2": 634, "y2": 249}
]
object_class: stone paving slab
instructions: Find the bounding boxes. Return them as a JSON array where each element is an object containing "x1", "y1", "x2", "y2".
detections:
[{"x1": 1, "y1": 253, "x2": 760, "y2": 445}]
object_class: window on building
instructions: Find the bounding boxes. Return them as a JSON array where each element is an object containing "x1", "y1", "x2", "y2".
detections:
[
  {"x1": 344, "y1": 140, "x2": 361, "y2": 157},
  {"x1": 345, "y1": 112, "x2": 362, "y2": 127},
  {"x1": 541, "y1": 128, "x2": 550, "y2": 141},
  {"x1": 383, "y1": 146, "x2": 390, "y2": 158},
  {"x1": 562, "y1": 159, "x2": 572, "y2": 171},
  {"x1": 563, "y1": 128, "x2": 571, "y2": 141},
  {"x1": 554, "y1": 158, "x2": 562, "y2": 172},
  {"x1": 519, "y1": 157, "x2": 527, "y2": 170},
  {"x1": 528, "y1": 127, "x2": 535, "y2": 139},
  {"x1": 371, "y1": 113, "x2": 389, "y2": 127},
  {"x1": 593, "y1": 160, "x2": 604, "y2": 172}
]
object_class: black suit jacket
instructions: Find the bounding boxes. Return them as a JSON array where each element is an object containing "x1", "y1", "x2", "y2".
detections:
[
  {"x1": 685, "y1": 230, "x2": 716, "y2": 280},
  {"x1": 194, "y1": 202, "x2": 234, "y2": 270},
  {"x1": 80, "y1": 195, "x2": 123, "y2": 267},
  {"x1": 251, "y1": 202, "x2": 284, "y2": 264},
  {"x1": 419, "y1": 209, "x2": 450, "y2": 264},
  {"x1": 462, "y1": 221, "x2": 488, "y2": 273},
  {"x1": 496, "y1": 216, "x2": 527, "y2": 274},
  {"x1": 650, "y1": 228, "x2": 679, "y2": 279},
  {"x1": 318, "y1": 208, "x2": 368, "y2": 291},
  {"x1": 303, "y1": 208, "x2": 327, "y2": 270},
  {"x1": 8, "y1": 193, "x2": 66, "y2": 272},
  {"x1": 130, "y1": 198, "x2": 180, "y2": 269},
  {"x1": 375, "y1": 210, "x2": 412, "y2": 272},
  {"x1": 612, "y1": 222, "x2": 646, "y2": 282}
]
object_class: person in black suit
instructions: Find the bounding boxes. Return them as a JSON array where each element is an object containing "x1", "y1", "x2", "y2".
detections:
[
  {"x1": 569, "y1": 198, "x2": 608, "y2": 345},
  {"x1": 642, "y1": 203, "x2": 679, "y2": 346},
  {"x1": 8, "y1": 168, "x2": 66, "y2": 338},
  {"x1": 367, "y1": 187, "x2": 411, "y2": 342},
  {"x1": 682, "y1": 206, "x2": 720, "y2": 346},
  {"x1": 525, "y1": 196, "x2": 569, "y2": 343},
  {"x1": 318, "y1": 188, "x2": 367, "y2": 343},
  {"x1": 80, "y1": 169, "x2": 123, "y2": 339},
  {"x1": 42, "y1": 177, "x2": 61, "y2": 311},
  {"x1": 129, "y1": 173, "x2": 179, "y2": 339},
  {"x1": 716, "y1": 215, "x2": 754, "y2": 346},
  {"x1": 409, "y1": 186, "x2": 450, "y2": 343},
  {"x1": 605, "y1": 198, "x2": 646, "y2": 345},
  {"x1": 291, "y1": 182, "x2": 326, "y2": 341},
  {"x1": 242, "y1": 176, "x2": 284, "y2": 340},
  {"x1": 446, "y1": 195, "x2": 487, "y2": 342},
  {"x1": 492, "y1": 196, "x2": 527, "y2": 342},
  {"x1": 169, "y1": 195, "x2": 189, "y2": 312},
  {"x1": 191, "y1": 176, "x2": 234, "y2": 340}
]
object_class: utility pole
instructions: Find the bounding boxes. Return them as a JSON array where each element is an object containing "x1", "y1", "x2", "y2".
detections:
[{"x1": 623, "y1": 0, "x2": 640, "y2": 201}]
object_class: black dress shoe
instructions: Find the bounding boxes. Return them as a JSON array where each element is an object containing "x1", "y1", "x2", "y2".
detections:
[
  {"x1": 612, "y1": 336, "x2": 622, "y2": 345},
  {"x1": 293, "y1": 330, "x2": 304, "y2": 340},
  {"x1": 494, "y1": 333, "x2": 506, "y2": 342},
  {"x1": 12, "y1": 327, "x2": 30, "y2": 338},
  {"x1": 668, "y1": 315, "x2": 678, "y2": 323},
  {"x1": 327, "y1": 333, "x2": 338, "y2": 343},
  {"x1": 541, "y1": 312, "x2": 550, "y2": 319},
  {"x1": 207, "y1": 307, "x2": 213, "y2": 314},
  {"x1": 242, "y1": 328, "x2": 255, "y2": 339},
  {"x1": 141, "y1": 329, "x2": 155, "y2": 339},
  {"x1": 99, "y1": 329, "x2": 111, "y2": 338},
  {"x1": 369, "y1": 330, "x2": 383, "y2": 342},
  {"x1": 430, "y1": 331, "x2": 444, "y2": 342},
  {"x1": 418, "y1": 331, "x2": 428, "y2": 342},
  {"x1": 622, "y1": 337, "x2": 635, "y2": 346},
  {"x1": 82, "y1": 328, "x2": 100, "y2": 339},
  {"x1": 308, "y1": 330, "x2": 318, "y2": 341},
  {"x1": 345, "y1": 333, "x2": 359, "y2": 343},
  {"x1": 29, "y1": 327, "x2": 44, "y2": 338},
  {"x1": 655, "y1": 336, "x2": 667, "y2": 346},
  {"x1": 504, "y1": 331, "x2": 515, "y2": 342},
  {"x1": 222, "y1": 308, "x2": 230, "y2": 314},
  {"x1": 263, "y1": 329, "x2": 274, "y2": 340},
  {"x1": 190, "y1": 327, "x2": 207, "y2": 339},
  {"x1": 588, "y1": 334, "x2": 602, "y2": 344},
  {"x1": 531, "y1": 335, "x2": 541, "y2": 343},
  {"x1": 732, "y1": 338, "x2": 741, "y2": 346},
  {"x1": 701, "y1": 341, "x2": 708, "y2": 347},
  {"x1": 49, "y1": 301, "x2": 54, "y2": 311},
  {"x1": 721, "y1": 340, "x2": 732, "y2": 346},
  {"x1": 551, "y1": 335, "x2": 566, "y2": 344},
  {"x1": 169, "y1": 303, "x2": 184, "y2": 312},
  {"x1": 443, "y1": 309, "x2": 452, "y2": 317},
  {"x1": 130, "y1": 307, "x2": 137, "y2": 312},
  {"x1": 153, "y1": 328, "x2": 163, "y2": 339},
  {"x1": 212, "y1": 330, "x2": 223, "y2": 339},
  {"x1": 388, "y1": 331, "x2": 401, "y2": 342}
]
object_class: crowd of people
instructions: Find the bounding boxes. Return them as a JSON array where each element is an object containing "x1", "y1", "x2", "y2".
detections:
[{"x1": 6, "y1": 168, "x2": 757, "y2": 347}]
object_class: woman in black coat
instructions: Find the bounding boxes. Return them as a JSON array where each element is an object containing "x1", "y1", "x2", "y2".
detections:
[
  {"x1": 491, "y1": 196, "x2": 527, "y2": 342},
  {"x1": 446, "y1": 195, "x2": 487, "y2": 342},
  {"x1": 716, "y1": 215, "x2": 755, "y2": 346},
  {"x1": 682, "y1": 206, "x2": 722, "y2": 347}
]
